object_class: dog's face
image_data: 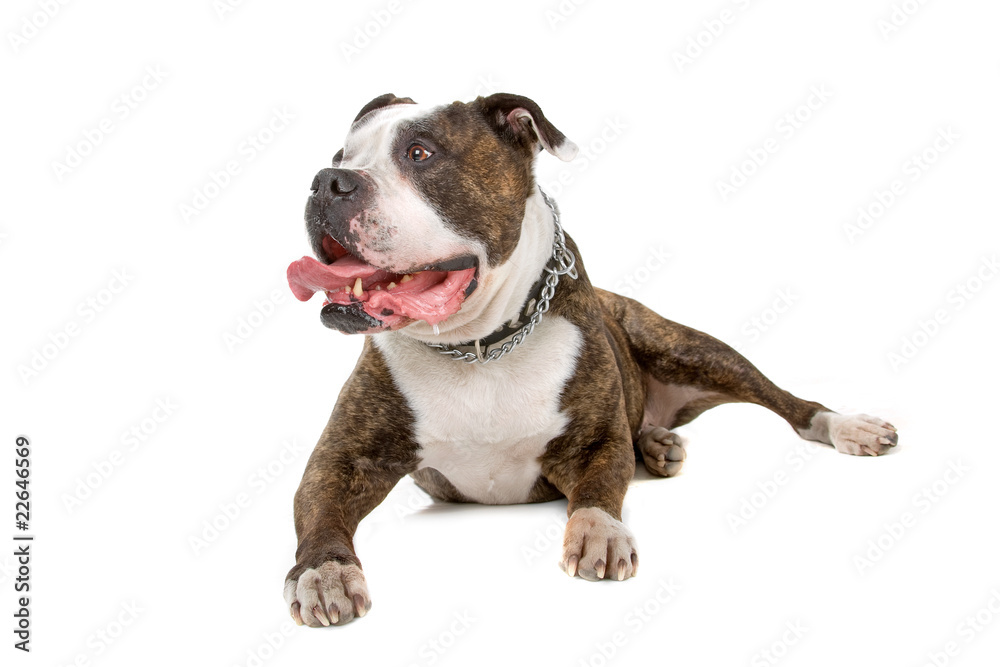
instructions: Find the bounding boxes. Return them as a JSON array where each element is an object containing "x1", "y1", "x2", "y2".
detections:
[{"x1": 287, "y1": 93, "x2": 577, "y2": 335}]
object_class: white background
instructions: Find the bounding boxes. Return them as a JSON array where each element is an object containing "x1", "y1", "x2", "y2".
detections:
[{"x1": 3, "y1": 1, "x2": 999, "y2": 665}]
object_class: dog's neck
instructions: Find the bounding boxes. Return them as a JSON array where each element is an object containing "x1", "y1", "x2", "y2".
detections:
[{"x1": 398, "y1": 187, "x2": 556, "y2": 347}]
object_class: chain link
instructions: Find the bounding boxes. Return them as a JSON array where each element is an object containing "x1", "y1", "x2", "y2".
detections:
[{"x1": 425, "y1": 188, "x2": 576, "y2": 364}]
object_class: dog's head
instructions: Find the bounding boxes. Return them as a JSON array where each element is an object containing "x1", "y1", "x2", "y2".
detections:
[{"x1": 286, "y1": 93, "x2": 577, "y2": 335}]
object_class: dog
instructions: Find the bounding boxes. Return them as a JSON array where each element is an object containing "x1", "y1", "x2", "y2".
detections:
[{"x1": 283, "y1": 93, "x2": 899, "y2": 627}]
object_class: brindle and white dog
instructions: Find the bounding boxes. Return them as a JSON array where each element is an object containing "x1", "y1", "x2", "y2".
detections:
[{"x1": 283, "y1": 93, "x2": 898, "y2": 627}]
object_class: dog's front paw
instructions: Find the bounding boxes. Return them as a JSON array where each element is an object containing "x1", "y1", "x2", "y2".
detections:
[
  {"x1": 284, "y1": 560, "x2": 371, "y2": 627},
  {"x1": 829, "y1": 413, "x2": 898, "y2": 457},
  {"x1": 560, "y1": 507, "x2": 638, "y2": 581},
  {"x1": 638, "y1": 426, "x2": 686, "y2": 477}
]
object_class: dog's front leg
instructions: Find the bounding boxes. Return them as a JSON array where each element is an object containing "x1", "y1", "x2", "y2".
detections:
[
  {"x1": 542, "y1": 423, "x2": 639, "y2": 582},
  {"x1": 284, "y1": 433, "x2": 414, "y2": 626},
  {"x1": 284, "y1": 347, "x2": 420, "y2": 627}
]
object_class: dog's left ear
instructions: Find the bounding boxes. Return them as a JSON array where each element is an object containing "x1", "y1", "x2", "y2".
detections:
[{"x1": 474, "y1": 93, "x2": 578, "y2": 162}]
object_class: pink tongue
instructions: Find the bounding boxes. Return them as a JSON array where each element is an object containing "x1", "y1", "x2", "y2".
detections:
[
  {"x1": 364, "y1": 268, "x2": 475, "y2": 325},
  {"x1": 286, "y1": 255, "x2": 377, "y2": 301}
]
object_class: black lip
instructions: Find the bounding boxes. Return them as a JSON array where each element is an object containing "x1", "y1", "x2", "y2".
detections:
[
  {"x1": 464, "y1": 278, "x2": 478, "y2": 298},
  {"x1": 320, "y1": 302, "x2": 383, "y2": 333},
  {"x1": 416, "y1": 254, "x2": 478, "y2": 273}
]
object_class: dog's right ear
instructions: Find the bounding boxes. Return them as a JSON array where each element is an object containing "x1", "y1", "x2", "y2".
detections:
[
  {"x1": 474, "y1": 93, "x2": 578, "y2": 162},
  {"x1": 353, "y1": 93, "x2": 416, "y2": 124}
]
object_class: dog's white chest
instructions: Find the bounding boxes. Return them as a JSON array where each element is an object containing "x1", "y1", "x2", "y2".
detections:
[{"x1": 375, "y1": 316, "x2": 582, "y2": 504}]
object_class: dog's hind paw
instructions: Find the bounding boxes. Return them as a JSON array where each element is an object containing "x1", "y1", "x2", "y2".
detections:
[
  {"x1": 799, "y1": 411, "x2": 899, "y2": 456},
  {"x1": 829, "y1": 413, "x2": 898, "y2": 456},
  {"x1": 638, "y1": 426, "x2": 686, "y2": 477}
]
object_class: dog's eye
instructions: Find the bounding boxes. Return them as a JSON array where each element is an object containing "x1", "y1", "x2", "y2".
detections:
[{"x1": 406, "y1": 144, "x2": 433, "y2": 162}]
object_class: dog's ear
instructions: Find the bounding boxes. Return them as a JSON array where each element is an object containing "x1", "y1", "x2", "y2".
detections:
[
  {"x1": 474, "y1": 93, "x2": 578, "y2": 162},
  {"x1": 353, "y1": 93, "x2": 416, "y2": 123}
]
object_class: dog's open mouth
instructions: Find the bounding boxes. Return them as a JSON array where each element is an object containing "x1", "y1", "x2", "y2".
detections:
[{"x1": 286, "y1": 235, "x2": 478, "y2": 332}]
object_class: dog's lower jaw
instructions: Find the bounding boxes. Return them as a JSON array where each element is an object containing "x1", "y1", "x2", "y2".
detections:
[{"x1": 398, "y1": 188, "x2": 556, "y2": 346}]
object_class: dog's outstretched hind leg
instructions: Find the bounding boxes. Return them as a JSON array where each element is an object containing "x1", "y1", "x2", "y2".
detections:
[{"x1": 599, "y1": 290, "x2": 899, "y2": 463}]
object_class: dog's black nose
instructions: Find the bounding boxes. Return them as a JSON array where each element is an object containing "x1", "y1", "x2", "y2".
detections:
[{"x1": 311, "y1": 168, "x2": 359, "y2": 198}]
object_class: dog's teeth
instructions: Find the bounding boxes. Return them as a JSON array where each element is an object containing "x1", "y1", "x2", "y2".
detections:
[
  {"x1": 353, "y1": 277, "x2": 363, "y2": 298},
  {"x1": 375, "y1": 285, "x2": 381, "y2": 290},
  {"x1": 400, "y1": 274, "x2": 413, "y2": 283},
  {"x1": 387, "y1": 282, "x2": 396, "y2": 290}
]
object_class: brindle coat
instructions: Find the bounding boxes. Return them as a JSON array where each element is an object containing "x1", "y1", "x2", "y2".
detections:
[{"x1": 285, "y1": 94, "x2": 898, "y2": 627}]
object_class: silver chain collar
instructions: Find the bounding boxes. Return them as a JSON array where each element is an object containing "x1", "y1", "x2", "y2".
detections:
[{"x1": 425, "y1": 188, "x2": 577, "y2": 364}]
